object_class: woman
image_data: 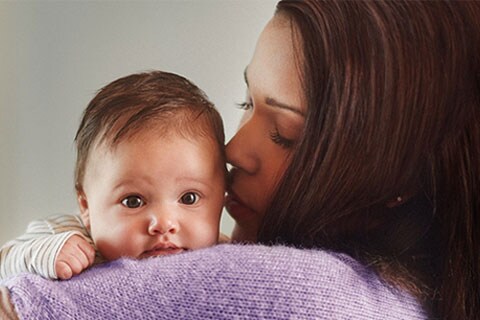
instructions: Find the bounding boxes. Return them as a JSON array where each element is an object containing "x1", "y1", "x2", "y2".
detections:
[
  {"x1": 229, "y1": 1, "x2": 480, "y2": 318},
  {"x1": 2, "y1": 1, "x2": 479, "y2": 319}
]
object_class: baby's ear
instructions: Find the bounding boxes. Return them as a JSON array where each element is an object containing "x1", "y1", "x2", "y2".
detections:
[{"x1": 76, "y1": 188, "x2": 91, "y2": 230}]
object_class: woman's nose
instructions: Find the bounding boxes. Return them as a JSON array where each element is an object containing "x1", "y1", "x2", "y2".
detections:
[
  {"x1": 148, "y1": 214, "x2": 179, "y2": 235},
  {"x1": 225, "y1": 115, "x2": 260, "y2": 175}
]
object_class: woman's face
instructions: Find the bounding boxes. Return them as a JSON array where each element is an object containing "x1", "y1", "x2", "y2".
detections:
[{"x1": 225, "y1": 15, "x2": 305, "y2": 242}]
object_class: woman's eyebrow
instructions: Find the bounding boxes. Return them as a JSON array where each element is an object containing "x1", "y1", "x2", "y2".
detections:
[
  {"x1": 243, "y1": 67, "x2": 249, "y2": 87},
  {"x1": 244, "y1": 66, "x2": 304, "y2": 117},
  {"x1": 265, "y1": 97, "x2": 304, "y2": 117}
]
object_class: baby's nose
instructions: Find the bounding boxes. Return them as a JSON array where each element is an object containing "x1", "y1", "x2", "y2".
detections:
[{"x1": 148, "y1": 215, "x2": 178, "y2": 235}]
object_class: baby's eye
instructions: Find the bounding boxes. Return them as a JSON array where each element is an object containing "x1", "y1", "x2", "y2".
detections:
[
  {"x1": 121, "y1": 195, "x2": 144, "y2": 209},
  {"x1": 180, "y1": 192, "x2": 199, "y2": 205}
]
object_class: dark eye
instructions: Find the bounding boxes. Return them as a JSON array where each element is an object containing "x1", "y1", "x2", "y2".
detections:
[
  {"x1": 121, "y1": 195, "x2": 144, "y2": 209},
  {"x1": 180, "y1": 192, "x2": 198, "y2": 205},
  {"x1": 270, "y1": 129, "x2": 294, "y2": 149},
  {"x1": 236, "y1": 101, "x2": 253, "y2": 111}
]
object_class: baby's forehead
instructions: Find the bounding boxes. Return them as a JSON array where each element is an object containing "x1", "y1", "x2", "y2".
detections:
[
  {"x1": 87, "y1": 129, "x2": 225, "y2": 182},
  {"x1": 91, "y1": 124, "x2": 222, "y2": 166},
  {"x1": 120, "y1": 127, "x2": 217, "y2": 147},
  {"x1": 116, "y1": 119, "x2": 218, "y2": 147}
]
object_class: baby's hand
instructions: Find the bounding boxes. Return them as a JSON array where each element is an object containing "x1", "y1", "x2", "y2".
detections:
[{"x1": 55, "y1": 235, "x2": 95, "y2": 280}]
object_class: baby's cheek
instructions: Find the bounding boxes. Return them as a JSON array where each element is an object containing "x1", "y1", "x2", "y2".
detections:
[
  {"x1": 94, "y1": 238, "x2": 121, "y2": 261},
  {"x1": 94, "y1": 224, "x2": 141, "y2": 260},
  {"x1": 187, "y1": 223, "x2": 220, "y2": 249}
]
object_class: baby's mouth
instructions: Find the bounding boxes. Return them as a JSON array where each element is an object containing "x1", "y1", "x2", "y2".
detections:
[{"x1": 140, "y1": 244, "x2": 185, "y2": 258}]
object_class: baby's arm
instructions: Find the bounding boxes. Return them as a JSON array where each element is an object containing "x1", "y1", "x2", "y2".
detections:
[
  {"x1": 0, "y1": 286, "x2": 18, "y2": 320},
  {"x1": 0, "y1": 215, "x2": 95, "y2": 280}
]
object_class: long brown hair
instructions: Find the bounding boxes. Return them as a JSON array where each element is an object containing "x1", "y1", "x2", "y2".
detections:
[{"x1": 258, "y1": 1, "x2": 479, "y2": 319}]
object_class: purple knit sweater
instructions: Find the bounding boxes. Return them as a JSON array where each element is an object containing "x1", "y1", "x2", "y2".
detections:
[{"x1": 4, "y1": 244, "x2": 427, "y2": 319}]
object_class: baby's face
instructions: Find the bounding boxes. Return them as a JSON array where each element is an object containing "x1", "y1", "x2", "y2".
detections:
[{"x1": 78, "y1": 131, "x2": 225, "y2": 261}]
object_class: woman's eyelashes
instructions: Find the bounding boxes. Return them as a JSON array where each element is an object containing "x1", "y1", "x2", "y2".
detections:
[
  {"x1": 236, "y1": 100, "x2": 295, "y2": 149},
  {"x1": 121, "y1": 195, "x2": 145, "y2": 209},
  {"x1": 236, "y1": 101, "x2": 253, "y2": 111},
  {"x1": 270, "y1": 129, "x2": 295, "y2": 149}
]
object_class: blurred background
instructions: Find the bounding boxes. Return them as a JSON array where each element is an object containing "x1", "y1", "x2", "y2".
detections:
[{"x1": 0, "y1": 0, "x2": 277, "y2": 245}]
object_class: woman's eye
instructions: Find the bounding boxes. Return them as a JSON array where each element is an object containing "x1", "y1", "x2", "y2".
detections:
[
  {"x1": 121, "y1": 196, "x2": 144, "y2": 209},
  {"x1": 180, "y1": 192, "x2": 199, "y2": 205},
  {"x1": 270, "y1": 129, "x2": 295, "y2": 149},
  {"x1": 236, "y1": 101, "x2": 253, "y2": 111}
]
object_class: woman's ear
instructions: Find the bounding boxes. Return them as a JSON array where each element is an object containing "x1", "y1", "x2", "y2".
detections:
[
  {"x1": 386, "y1": 190, "x2": 417, "y2": 208},
  {"x1": 77, "y1": 188, "x2": 91, "y2": 230},
  {"x1": 386, "y1": 196, "x2": 405, "y2": 208}
]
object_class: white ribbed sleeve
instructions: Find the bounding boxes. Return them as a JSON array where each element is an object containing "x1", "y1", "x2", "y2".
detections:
[{"x1": 0, "y1": 215, "x2": 91, "y2": 280}]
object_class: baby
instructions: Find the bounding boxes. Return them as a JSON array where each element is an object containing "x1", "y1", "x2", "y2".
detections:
[{"x1": 0, "y1": 71, "x2": 226, "y2": 280}]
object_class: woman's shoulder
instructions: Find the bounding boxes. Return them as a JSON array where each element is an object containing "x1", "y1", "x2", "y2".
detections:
[
  {"x1": 99, "y1": 244, "x2": 428, "y2": 319},
  {"x1": 6, "y1": 244, "x2": 428, "y2": 320},
  {"x1": 174, "y1": 244, "x2": 428, "y2": 319}
]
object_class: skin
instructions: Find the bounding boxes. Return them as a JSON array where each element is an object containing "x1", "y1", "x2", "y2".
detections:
[
  {"x1": 56, "y1": 130, "x2": 225, "y2": 279},
  {"x1": 55, "y1": 235, "x2": 95, "y2": 279},
  {"x1": 225, "y1": 15, "x2": 306, "y2": 242}
]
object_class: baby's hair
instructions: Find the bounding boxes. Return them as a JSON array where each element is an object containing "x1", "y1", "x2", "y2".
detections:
[{"x1": 74, "y1": 70, "x2": 225, "y2": 191}]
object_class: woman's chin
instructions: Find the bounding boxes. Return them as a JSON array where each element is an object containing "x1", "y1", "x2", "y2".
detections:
[{"x1": 231, "y1": 223, "x2": 258, "y2": 243}]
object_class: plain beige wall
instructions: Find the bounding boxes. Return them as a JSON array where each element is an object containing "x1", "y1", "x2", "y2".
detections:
[{"x1": 0, "y1": 0, "x2": 277, "y2": 245}]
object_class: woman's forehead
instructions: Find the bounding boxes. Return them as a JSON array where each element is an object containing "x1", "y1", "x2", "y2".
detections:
[{"x1": 247, "y1": 15, "x2": 306, "y2": 115}]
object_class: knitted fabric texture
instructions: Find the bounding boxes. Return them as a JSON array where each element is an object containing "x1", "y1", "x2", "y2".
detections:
[{"x1": 5, "y1": 244, "x2": 427, "y2": 319}]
